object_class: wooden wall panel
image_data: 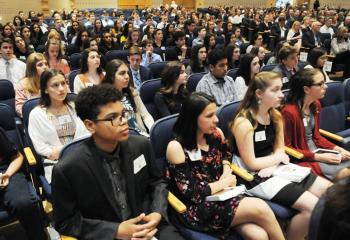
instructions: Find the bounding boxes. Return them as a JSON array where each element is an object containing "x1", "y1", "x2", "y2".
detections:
[
  {"x1": 0, "y1": 0, "x2": 41, "y2": 23},
  {"x1": 74, "y1": 0, "x2": 118, "y2": 9}
]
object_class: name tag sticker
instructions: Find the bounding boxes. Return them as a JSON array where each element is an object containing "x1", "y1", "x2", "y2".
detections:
[
  {"x1": 300, "y1": 52, "x2": 308, "y2": 62},
  {"x1": 324, "y1": 61, "x2": 332, "y2": 72},
  {"x1": 282, "y1": 77, "x2": 289, "y2": 83},
  {"x1": 58, "y1": 115, "x2": 71, "y2": 125},
  {"x1": 161, "y1": 46, "x2": 166, "y2": 50},
  {"x1": 185, "y1": 149, "x2": 202, "y2": 161},
  {"x1": 133, "y1": 154, "x2": 147, "y2": 174},
  {"x1": 303, "y1": 118, "x2": 308, "y2": 127},
  {"x1": 255, "y1": 131, "x2": 266, "y2": 142}
]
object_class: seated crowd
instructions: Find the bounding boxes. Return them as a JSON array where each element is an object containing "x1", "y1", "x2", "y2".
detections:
[{"x1": 1, "y1": 3, "x2": 350, "y2": 240}]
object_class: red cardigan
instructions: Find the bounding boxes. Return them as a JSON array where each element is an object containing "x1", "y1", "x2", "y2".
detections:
[{"x1": 281, "y1": 101, "x2": 335, "y2": 177}]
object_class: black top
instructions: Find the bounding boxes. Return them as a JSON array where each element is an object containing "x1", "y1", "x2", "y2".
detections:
[
  {"x1": 154, "y1": 91, "x2": 187, "y2": 117},
  {"x1": 0, "y1": 127, "x2": 18, "y2": 166},
  {"x1": 253, "y1": 122, "x2": 275, "y2": 158}
]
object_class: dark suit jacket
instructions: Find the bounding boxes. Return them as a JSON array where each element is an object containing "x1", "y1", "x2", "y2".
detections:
[
  {"x1": 128, "y1": 66, "x2": 153, "y2": 88},
  {"x1": 271, "y1": 23, "x2": 288, "y2": 41},
  {"x1": 302, "y1": 30, "x2": 323, "y2": 50},
  {"x1": 272, "y1": 64, "x2": 299, "y2": 89},
  {"x1": 52, "y1": 135, "x2": 168, "y2": 240}
]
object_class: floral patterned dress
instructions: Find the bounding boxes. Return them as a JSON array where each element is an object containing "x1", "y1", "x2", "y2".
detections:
[{"x1": 167, "y1": 129, "x2": 243, "y2": 233}]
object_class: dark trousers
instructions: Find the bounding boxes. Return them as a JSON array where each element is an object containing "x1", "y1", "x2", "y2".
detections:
[
  {"x1": 156, "y1": 221, "x2": 184, "y2": 240},
  {"x1": 0, "y1": 172, "x2": 47, "y2": 240},
  {"x1": 334, "y1": 50, "x2": 350, "y2": 79}
]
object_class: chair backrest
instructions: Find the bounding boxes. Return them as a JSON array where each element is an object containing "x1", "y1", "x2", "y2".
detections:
[
  {"x1": 319, "y1": 81, "x2": 346, "y2": 133},
  {"x1": 149, "y1": 114, "x2": 178, "y2": 172},
  {"x1": 0, "y1": 79, "x2": 15, "y2": 114},
  {"x1": 139, "y1": 78, "x2": 162, "y2": 120},
  {"x1": 148, "y1": 61, "x2": 168, "y2": 79},
  {"x1": 344, "y1": 78, "x2": 350, "y2": 115},
  {"x1": 68, "y1": 69, "x2": 81, "y2": 93},
  {"x1": 186, "y1": 72, "x2": 206, "y2": 92},
  {"x1": 105, "y1": 50, "x2": 129, "y2": 63},
  {"x1": 217, "y1": 101, "x2": 241, "y2": 138},
  {"x1": 261, "y1": 64, "x2": 277, "y2": 72},
  {"x1": 69, "y1": 53, "x2": 82, "y2": 70},
  {"x1": 0, "y1": 104, "x2": 22, "y2": 149},
  {"x1": 227, "y1": 68, "x2": 238, "y2": 80}
]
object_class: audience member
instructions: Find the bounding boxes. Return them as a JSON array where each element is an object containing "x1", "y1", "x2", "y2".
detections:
[
  {"x1": 165, "y1": 31, "x2": 189, "y2": 61},
  {"x1": 127, "y1": 46, "x2": 153, "y2": 90},
  {"x1": 166, "y1": 92, "x2": 284, "y2": 239},
  {"x1": 282, "y1": 68, "x2": 350, "y2": 179},
  {"x1": 235, "y1": 53, "x2": 260, "y2": 100},
  {"x1": 186, "y1": 45, "x2": 208, "y2": 75},
  {"x1": 52, "y1": 84, "x2": 183, "y2": 239},
  {"x1": 302, "y1": 21, "x2": 323, "y2": 50},
  {"x1": 45, "y1": 39, "x2": 70, "y2": 76},
  {"x1": 15, "y1": 53, "x2": 48, "y2": 116},
  {"x1": 226, "y1": 44, "x2": 241, "y2": 69},
  {"x1": 250, "y1": 46, "x2": 266, "y2": 68},
  {"x1": 0, "y1": 127, "x2": 48, "y2": 240},
  {"x1": 287, "y1": 21, "x2": 303, "y2": 49},
  {"x1": 272, "y1": 44, "x2": 299, "y2": 89},
  {"x1": 141, "y1": 39, "x2": 163, "y2": 67},
  {"x1": 28, "y1": 69, "x2": 89, "y2": 183},
  {"x1": 330, "y1": 26, "x2": 350, "y2": 78},
  {"x1": 0, "y1": 38, "x2": 26, "y2": 84},
  {"x1": 230, "y1": 71, "x2": 331, "y2": 240},
  {"x1": 74, "y1": 49, "x2": 104, "y2": 94},
  {"x1": 304, "y1": 47, "x2": 331, "y2": 82},
  {"x1": 154, "y1": 62, "x2": 189, "y2": 117},
  {"x1": 102, "y1": 59, "x2": 154, "y2": 135},
  {"x1": 196, "y1": 48, "x2": 238, "y2": 105}
]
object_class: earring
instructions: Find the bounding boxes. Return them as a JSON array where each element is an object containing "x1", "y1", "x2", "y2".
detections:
[{"x1": 257, "y1": 98, "x2": 262, "y2": 105}]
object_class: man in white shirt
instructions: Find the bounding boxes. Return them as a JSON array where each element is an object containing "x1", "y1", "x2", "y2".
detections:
[
  {"x1": 0, "y1": 38, "x2": 26, "y2": 85},
  {"x1": 141, "y1": 40, "x2": 162, "y2": 67},
  {"x1": 320, "y1": 17, "x2": 334, "y2": 36}
]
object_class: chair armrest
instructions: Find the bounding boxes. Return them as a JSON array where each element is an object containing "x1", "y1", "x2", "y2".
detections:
[
  {"x1": 61, "y1": 236, "x2": 78, "y2": 240},
  {"x1": 230, "y1": 163, "x2": 254, "y2": 181},
  {"x1": 319, "y1": 129, "x2": 344, "y2": 142},
  {"x1": 168, "y1": 192, "x2": 187, "y2": 213},
  {"x1": 285, "y1": 146, "x2": 304, "y2": 159},
  {"x1": 23, "y1": 147, "x2": 37, "y2": 166}
]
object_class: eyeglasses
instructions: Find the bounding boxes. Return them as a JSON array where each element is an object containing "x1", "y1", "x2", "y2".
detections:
[
  {"x1": 93, "y1": 109, "x2": 132, "y2": 126},
  {"x1": 311, "y1": 81, "x2": 326, "y2": 87}
]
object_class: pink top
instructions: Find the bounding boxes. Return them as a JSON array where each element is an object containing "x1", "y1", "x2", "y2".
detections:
[
  {"x1": 50, "y1": 60, "x2": 71, "y2": 76},
  {"x1": 15, "y1": 80, "x2": 40, "y2": 117}
]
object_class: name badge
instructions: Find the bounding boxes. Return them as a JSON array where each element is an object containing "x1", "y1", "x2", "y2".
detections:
[
  {"x1": 303, "y1": 118, "x2": 308, "y2": 127},
  {"x1": 58, "y1": 115, "x2": 71, "y2": 125},
  {"x1": 324, "y1": 61, "x2": 333, "y2": 72},
  {"x1": 161, "y1": 46, "x2": 166, "y2": 50},
  {"x1": 186, "y1": 34, "x2": 190, "y2": 38},
  {"x1": 299, "y1": 52, "x2": 308, "y2": 62},
  {"x1": 133, "y1": 154, "x2": 147, "y2": 174},
  {"x1": 185, "y1": 149, "x2": 202, "y2": 161},
  {"x1": 255, "y1": 131, "x2": 266, "y2": 142},
  {"x1": 282, "y1": 77, "x2": 289, "y2": 83}
]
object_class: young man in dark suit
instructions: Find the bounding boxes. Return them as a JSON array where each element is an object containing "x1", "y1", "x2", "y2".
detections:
[
  {"x1": 127, "y1": 46, "x2": 153, "y2": 90},
  {"x1": 52, "y1": 85, "x2": 183, "y2": 240}
]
